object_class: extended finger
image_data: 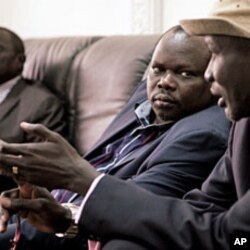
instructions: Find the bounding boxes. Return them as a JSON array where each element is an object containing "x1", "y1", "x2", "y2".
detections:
[
  {"x1": 0, "y1": 139, "x2": 45, "y2": 155},
  {"x1": 20, "y1": 122, "x2": 60, "y2": 142},
  {"x1": 1, "y1": 188, "x2": 20, "y2": 199},
  {"x1": 0, "y1": 198, "x2": 12, "y2": 232},
  {"x1": 0, "y1": 154, "x2": 25, "y2": 170},
  {"x1": 0, "y1": 140, "x2": 27, "y2": 155}
]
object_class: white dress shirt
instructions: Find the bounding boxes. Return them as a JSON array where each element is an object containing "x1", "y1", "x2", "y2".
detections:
[
  {"x1": 75, "y1": 174, "x2": 105, "y2": 224},
  {"x1": 0, "y1": 76, "x2": 20, "y2": 104}
]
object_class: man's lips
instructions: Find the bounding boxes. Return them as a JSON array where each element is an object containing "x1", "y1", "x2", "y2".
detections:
[
  {"x1": 153, "y1": 94, "x2": 177, "y2": 104},
  {"x1": 218, "y1": 97, "x2": 226, "y2": 108},
  {"x1": 153, "y1": 95, "x2": 177, "y2": 108}
]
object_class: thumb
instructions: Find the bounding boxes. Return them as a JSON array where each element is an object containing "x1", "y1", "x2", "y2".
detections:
[{"x1": 20, "y1": 122, "x2": 58, "y2": 142}]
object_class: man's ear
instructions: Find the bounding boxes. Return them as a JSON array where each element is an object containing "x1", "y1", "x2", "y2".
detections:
[
  {"x1": 18, "y1": 53, "x2": 26, "y2": 63},
  {"x1": 16, "y1": 53, "x2": 26, "y2": 74}
]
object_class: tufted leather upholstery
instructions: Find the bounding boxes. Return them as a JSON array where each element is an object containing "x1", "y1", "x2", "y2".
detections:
[{"x1": 22, "y1": 35, "x2": 160, "y2": 154}]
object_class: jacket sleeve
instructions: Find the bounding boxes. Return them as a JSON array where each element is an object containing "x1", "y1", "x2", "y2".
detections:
[
  {"x1": 80, "y1": 149, "x2": 246, "y2": 250},
  {"x1": 25, "y1": 93, "x2": 66, "y2": 142}
]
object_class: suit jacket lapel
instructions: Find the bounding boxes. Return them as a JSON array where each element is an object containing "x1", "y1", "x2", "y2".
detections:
[
  {"x1": 232, "y1": 119, "x2": 250, "y2": 197},
  {"x1": 107, "y1": 134, "x2": 163, "y2": 175}
]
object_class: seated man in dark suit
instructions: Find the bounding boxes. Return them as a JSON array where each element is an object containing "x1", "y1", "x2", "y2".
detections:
[
  {"x1": 0, "y1": 25, "x2": 230, "y2": 250},
  {"x1": 0, "y1": 27, "x2": 66, "y2": 192}
]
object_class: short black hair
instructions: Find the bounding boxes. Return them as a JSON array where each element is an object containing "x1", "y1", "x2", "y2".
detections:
[{"x1": 0, "y1": 27, "x2": 25, "y2": 54}]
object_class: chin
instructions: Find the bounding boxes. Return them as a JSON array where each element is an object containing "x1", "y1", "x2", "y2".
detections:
[
  {"x1": 157, "y1": 112, "x2": 179, "y2": 123},
  {"x1": 225, "y1": 108, "x2": 237, "y2": 121},
  {"x1": 225, "y1": 108, "x2": 248, "y2": 122}
]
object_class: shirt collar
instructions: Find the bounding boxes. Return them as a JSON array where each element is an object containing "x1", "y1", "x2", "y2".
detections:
[
  {"x1": 0, "y1": 76, "x2": 20, "y2": 92},
  {"x1": 0, "y1": 76, "x2": 20, "y2": 104},
  {"x1": 134, "y1": 100, "x2": 154, "y2": 126},
  {"x1": 134, "y1": 100, "x2": 175, "y2": 129}
]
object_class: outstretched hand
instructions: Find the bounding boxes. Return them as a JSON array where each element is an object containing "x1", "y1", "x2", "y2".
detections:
[
  {"x1": 0, "y1": 185, "x2": 71, "y2": 234},
  {"x1": 0, "y1": 122, "x2": 100, "y2": 195}
]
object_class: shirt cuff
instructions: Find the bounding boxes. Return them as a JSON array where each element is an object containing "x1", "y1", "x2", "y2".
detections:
[{"x1": 75, "y1": 174, "x2": 105, "y2": 224}]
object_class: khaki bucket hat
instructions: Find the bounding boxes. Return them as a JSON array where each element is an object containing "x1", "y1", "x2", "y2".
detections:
[{"x1": 180, "y1": 0, "x2": 250, "y2": 39}]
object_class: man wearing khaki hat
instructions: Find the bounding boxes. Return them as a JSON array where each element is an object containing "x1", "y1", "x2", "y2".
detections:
[{"x1": 0, "y1": 0, "x2": 250, "y2": 249}]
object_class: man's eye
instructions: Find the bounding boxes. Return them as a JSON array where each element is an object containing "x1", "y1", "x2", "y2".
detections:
[
  {"x1": 152, "y1": 67, "x2": 162, "y2": 74},
  {"x1": 180, "y1": 71, "x2": 193, "y2": 78}
]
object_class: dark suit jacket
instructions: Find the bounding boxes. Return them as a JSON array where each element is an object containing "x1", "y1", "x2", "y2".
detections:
[
  {"x1": 0, "y1": 77, "x2": 66, "y2": 191},
  {"x1": 85, "y1": 80, "x2": 230, "y2": 198},
  {"x1": 0, "y1": 78, "x2": 65, "y2": 143},
  {"x1": 80, "y1": 118, "x2": 250, "y2": 250}
]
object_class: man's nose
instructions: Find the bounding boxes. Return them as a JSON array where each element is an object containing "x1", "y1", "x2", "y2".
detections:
[
  {"x1": 157, "y1": 71, "x2": 177, "y2": 90},
  {"x1": 204, "y1": 61, "x2": 214, "y2": 84}
]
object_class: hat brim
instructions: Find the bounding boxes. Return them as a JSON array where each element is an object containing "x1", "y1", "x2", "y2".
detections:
[{"x1": 180, "y1": 18, "x2": 250, "y2": 39}]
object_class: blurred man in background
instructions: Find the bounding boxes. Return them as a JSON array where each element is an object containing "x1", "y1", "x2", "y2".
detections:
[{"x1": 0, "y1": 27, "x2": 66, "y2": 191}]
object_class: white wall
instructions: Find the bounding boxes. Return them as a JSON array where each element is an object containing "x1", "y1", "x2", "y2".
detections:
[
  {"x1": 163, "y1": 0, "x2": 214, "y2": 30},
  {"x1": 0, "y1": 0, "x2": 214, "y2": 38},
  {"x1": 0, "y1": 0, "x2": 132, "y2": 38}
]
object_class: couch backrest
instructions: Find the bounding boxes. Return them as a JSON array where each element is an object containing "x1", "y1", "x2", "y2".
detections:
[{"x1": 22, "y1": 35, "x2": 160, "y2": 154}]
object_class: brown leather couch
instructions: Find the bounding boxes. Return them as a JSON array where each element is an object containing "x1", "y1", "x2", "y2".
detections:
[{"x1": 22, "y1": 35, "x2": 160, "y2": 155}]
